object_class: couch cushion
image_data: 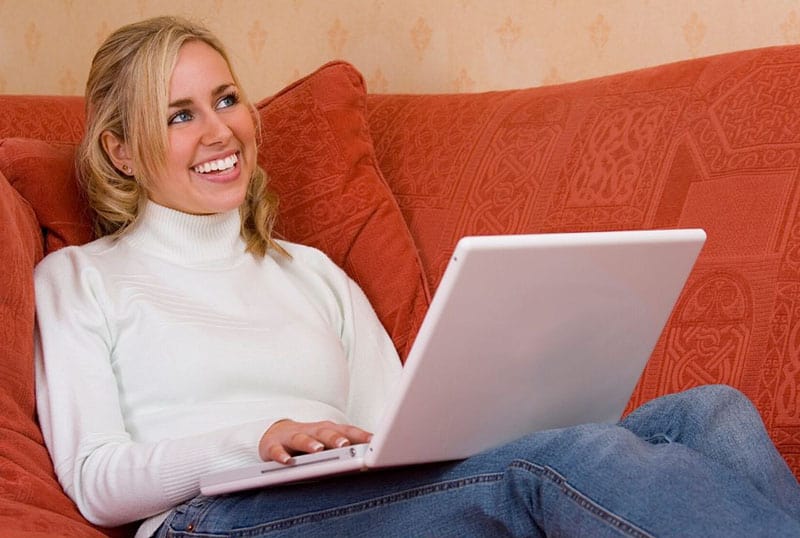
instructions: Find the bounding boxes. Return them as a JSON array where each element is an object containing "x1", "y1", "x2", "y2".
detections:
[
  {"x1": 257, "y1": 61, "x2": 429, "y2": 360},
  {"x1": 0, "y1": 139, "x2": 94, "y2": 255},
  {"x1": 0, "y1": 171, "x2": 106, "y2": 537},
  {"x1": 366, "y1": 45, "x2": 800, "y2": 474}
]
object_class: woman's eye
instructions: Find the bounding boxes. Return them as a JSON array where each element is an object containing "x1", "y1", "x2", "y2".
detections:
[
  {"x1": 217, "y1": 93, "x2": 239, "y2": 109},
  {"x1": 168, "y1": 110, "x2": 192, "y2": 125}
]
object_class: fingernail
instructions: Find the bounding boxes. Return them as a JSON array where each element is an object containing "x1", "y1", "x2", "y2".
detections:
[
  {"x1": 336, "y1": 438, "x2": 350, "y2": 448},
  {"x1": 311, "y1": 441, "x2": 324, "y2": 451}
]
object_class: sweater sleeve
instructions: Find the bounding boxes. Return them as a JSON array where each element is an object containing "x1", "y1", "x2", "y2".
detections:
[
  {"x1": 337, "y1": 274, "x2": 404, "y2": 432},
  {"x1": 275, "y1": 242, "x2": 404, "y2": 432},
  {"x1": 33, "y1": 249, "x2": 270, "y2": 527}
]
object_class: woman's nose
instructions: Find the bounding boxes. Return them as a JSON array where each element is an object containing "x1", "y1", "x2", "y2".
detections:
[{"x1": 201, "y1": 113, "x2": 233, "y2": 145}]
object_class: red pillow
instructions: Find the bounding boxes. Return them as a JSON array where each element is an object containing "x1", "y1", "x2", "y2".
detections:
[
  {"x1": 257, "y1": 61, "x2": 429, "y2": 360},
  {"x1": 0, "y1": 138, "x2": 94, "y2": 254},
  {"x1": 0, "y1": 171, "x2": 108, "y2": 537}
]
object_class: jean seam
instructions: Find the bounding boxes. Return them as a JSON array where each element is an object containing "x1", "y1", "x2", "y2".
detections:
[
  {"x1": 164, "y1": 496, "x2": 226, "y2": 538},
  {"x1": 189, "y1": 474, "x2": 505, "y2": 537},
  {"x1": 510, "y1": 460, "x2": 656, "y2": 538}
]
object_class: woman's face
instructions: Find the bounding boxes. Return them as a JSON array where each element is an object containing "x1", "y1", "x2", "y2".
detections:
[{"x1": 147, "y1": 40, "x2": 257, "y2": 215}]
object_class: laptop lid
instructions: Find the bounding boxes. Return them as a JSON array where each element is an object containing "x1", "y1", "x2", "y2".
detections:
[{"x1": 364, "y1": 228, "x2": 706, "y2": 468}]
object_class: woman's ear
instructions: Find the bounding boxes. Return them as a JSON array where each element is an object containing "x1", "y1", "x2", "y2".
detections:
[{"x1": 101, "y1": 131, "x2": 134, "y2": 176}]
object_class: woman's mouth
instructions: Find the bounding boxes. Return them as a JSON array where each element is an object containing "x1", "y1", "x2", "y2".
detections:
[{"x1": 192, "y1": 152, "x2": 239, "y2": 174}]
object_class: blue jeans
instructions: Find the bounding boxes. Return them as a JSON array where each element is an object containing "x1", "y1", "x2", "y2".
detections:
[{"x1": 154, "y1": 385, "x2": 800, "y2": 537}]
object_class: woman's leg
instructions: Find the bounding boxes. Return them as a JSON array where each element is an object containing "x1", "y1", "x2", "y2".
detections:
[
  {"x1": 620, "y1": 384, "x2": 800, "y2": 520},
  {"x1": 155, "y1": 409, "x2": 800, "y2": 537}
]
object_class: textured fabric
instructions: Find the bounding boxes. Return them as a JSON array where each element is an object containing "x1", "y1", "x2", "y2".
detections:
[
  {"x1": 153, "y1": 386, "x2": 800, "y2": 537},
  {"x1": 0, "y1": 172, "x2": 105, "y2": 538},
  {"x1": 257, "y1": 61, "x2": 430, "y2": 360},
  {"x1": 0, "y1": 96, "x2": 85, "y2": 143},
  {"x1": 34, "y1": 201, "x2": 402, "y2": 531},
  {"x1": 0, "y1": 138, "x2": 93, "y2": 254},
  {"x1": 367, "y1": 45, "x2": 800, "y2": 476}
]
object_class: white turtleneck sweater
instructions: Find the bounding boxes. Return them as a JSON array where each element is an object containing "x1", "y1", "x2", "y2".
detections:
[{"x1": 33, "y1": 202, "x2": 403, "y2": 536}]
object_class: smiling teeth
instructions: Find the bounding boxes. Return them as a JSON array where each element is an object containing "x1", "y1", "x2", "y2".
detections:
[{"x1": 193, "y1": 154, "x2": 238, "y2": 174}]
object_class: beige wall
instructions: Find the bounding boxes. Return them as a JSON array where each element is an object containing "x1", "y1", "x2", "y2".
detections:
[{"x1": 1, "y1": 0, "x2": 799, "y2": 99}]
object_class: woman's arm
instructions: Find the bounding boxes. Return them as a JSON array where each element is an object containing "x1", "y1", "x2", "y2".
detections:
[
  {"x1": 339, "y1": 276, "x2": 405, "y2": 430},
  {"x1": 256, "y1": 245, "x2": 404, "y2": 465},
  {"x1": 33, "y1": 250, "x2": 273, "y2": 526}
]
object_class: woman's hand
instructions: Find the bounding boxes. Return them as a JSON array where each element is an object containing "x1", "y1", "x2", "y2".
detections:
[{"x1": 258, "y1": 420, "x2": 373, "y2": 464}]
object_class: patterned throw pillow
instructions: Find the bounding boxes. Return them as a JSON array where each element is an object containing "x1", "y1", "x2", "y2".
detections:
[{"x1": 257, "y1": 61, "x2": 429, "y2": 360}]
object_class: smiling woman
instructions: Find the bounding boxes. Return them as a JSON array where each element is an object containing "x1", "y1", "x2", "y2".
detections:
[
  {"x1": 102, "y1": 41, "x2": 257, "y2": 216},
  {"x1": 76, "y1": 17, "x2": 281, "y2": 257},
  {"x1": 35, "y1": 15, "x2": 401, "y2": 536}
]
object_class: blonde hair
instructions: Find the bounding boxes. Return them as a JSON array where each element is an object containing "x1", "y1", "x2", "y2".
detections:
[{"x1": 78, "y1": 15, "x2": 283, "y2": 257}]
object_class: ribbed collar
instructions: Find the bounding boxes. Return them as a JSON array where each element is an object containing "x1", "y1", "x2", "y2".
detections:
[{"x1": 121, "y1": 201, "x2": 244, "y2": 265}]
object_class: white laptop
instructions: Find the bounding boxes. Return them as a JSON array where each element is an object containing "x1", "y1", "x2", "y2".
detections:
[{"x1": 200, "y1": 228, "x2": 706, "y2": 495}]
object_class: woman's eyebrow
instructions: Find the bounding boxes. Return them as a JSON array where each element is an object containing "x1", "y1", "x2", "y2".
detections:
[
  {"x1": 212, "y1": 82, "x2": 236, "y2": 97},
  {"x1": 168, "y1": 83, "x2": 236, "y2": 109}
]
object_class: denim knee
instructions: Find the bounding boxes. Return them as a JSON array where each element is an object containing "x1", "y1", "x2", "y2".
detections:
[
  {"x1": 621, "y1": 384, "x2": 762, "y2": 442},
  {"x1": 681, "y1": 384, "x2": 757, "y2": 419}
]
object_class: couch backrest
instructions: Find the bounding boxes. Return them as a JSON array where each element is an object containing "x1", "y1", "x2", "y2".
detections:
[
  {"x1": 0, "y1": 95, "x2": 85, "y2": 142},
  {"x1": 367, "y1": 44, "x2": 800, "y2": 476}
]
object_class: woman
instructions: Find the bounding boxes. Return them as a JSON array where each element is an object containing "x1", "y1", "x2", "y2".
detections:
[{"x1": 34, "y1": 16, "x2": 800, "y2": 538}]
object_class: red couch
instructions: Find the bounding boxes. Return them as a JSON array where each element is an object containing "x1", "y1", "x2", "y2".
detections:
[{"x1": 2, "y1": 46, "x2": 800, "y2": 536}]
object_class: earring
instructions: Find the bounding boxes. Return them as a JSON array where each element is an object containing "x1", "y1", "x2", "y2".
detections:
[{"x1": 122, "y1": 165, "x2": 131, "y2": 174}]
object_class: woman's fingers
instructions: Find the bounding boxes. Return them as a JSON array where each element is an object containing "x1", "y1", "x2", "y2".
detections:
[
  {"x1": 266, "y1": 443, "x2": 292, "y2": 464},
  {"x1": 288, "y1": 432, "x2": 326, "y2": 453},
  {"x1": 259, "y1": 420, "x2": 374, "y2": 463},
  {"x1": 342, "y1": 425, "x2": 373, "y2": 444},
  {"x1": 316, "y1": 427, "x2": 353, "y2": 448}
]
